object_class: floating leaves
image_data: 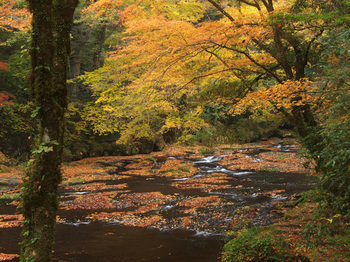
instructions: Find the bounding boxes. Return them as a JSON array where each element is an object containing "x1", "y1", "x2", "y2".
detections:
[
  {"x1": 0, "y1": 139, "x2": 312, "y2": 236},
  {"x1": 116, "y1": 192, "x2": 172, "y2": 211},
  {"x1": 172, "y1": 173, "x2": 231, "y2": 192},
  {"x1": 0, "y1": 253, "x2": 20, "y2": 261},
  {"x1": 0, "y1": 214, "x2": 23, "y2": 229},
  {"x1": 62, "y1": 192, "x2": 116, "y2": 210}
]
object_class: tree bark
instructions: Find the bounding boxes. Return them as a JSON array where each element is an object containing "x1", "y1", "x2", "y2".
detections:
[
  {"x1": 21, "y1": 0, "x2": 78, "y2": 261},
  {"x1": 93, "y1": 23, "x2": 107, "y2": 70}
]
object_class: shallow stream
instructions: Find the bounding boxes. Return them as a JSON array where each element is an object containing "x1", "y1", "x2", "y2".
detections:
[{"x1": 0, "y1": 142, "x2": 316, "y2": 261}]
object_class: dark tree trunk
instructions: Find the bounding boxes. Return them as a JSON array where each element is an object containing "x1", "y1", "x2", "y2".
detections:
[
  {"x1": 70, "y1": 50, "x2": 82, "y2": 98},
  {"x1": 21, "y1": 0, "x2": 78, "y2": 261},
  {"x1": 92, "y1": 23, "x2": 107, "y2": 70}
]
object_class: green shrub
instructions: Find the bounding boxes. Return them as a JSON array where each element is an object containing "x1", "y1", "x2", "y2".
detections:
[
  {"x1": 303, "y1": 88, "x2": 350, "y2": 218},
  {"x1": 222, "y1": 227, "x2": 309, "y2": 262}
]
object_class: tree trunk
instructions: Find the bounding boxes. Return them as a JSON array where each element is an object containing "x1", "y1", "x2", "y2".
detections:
[
  {"x1": 21, "y1": 0, "x2": 78, "y2": 261},
  {"x1": 92, "y1": 23, "x2": 107, "y2": 70},
  {"x1": 70, "y1": 50, "x2": 82, "y2": 98}
]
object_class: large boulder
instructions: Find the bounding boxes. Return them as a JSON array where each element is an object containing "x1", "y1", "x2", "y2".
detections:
[
  {"x1": 0, "y1": 164, "x2": 11, "y2": 173},
  {"x1": 0, "y1": 152, "x2": 9, "y2": 165}
]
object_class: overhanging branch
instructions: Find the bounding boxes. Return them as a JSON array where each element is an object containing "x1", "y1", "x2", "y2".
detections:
[
  {"x1": 206, "y1": 0, "x2": 235, "y2": 22},
  {"x1": 210, "y1": 41, "x2": 283, "y2": 84}
]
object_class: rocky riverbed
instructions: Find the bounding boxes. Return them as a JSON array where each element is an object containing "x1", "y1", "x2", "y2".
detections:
[{"x1": 0, "y1": 139, "x2": 316, "y2": 261}]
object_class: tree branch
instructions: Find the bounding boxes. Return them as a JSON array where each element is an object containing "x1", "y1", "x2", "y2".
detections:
[
  {"x1": 210, "y1": 41, "x2": 283, "y2": 83},
  {"x1": 238, "y1": 0, "x2": 261, "y2": 10},
  {"x1": 206, "y1": 0, "x2": 235, "y2": 22}
]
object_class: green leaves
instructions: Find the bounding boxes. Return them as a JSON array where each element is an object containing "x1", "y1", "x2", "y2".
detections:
[
  {"x1": 34, "y1": 65, "x2": 50, "y2": 71},
  {"x1": 30, "y1": 106, "x2": 40, "y2": 118},
  {"x1": 32, "y1": 141, "x2": 59, "y2": 154}
]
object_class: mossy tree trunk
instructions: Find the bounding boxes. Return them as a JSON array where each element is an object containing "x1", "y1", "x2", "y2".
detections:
[{"x1": 21, "y1": 0, "x2": 78, "y2": 261}]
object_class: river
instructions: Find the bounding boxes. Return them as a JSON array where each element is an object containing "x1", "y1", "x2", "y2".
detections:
[{"x1": 0, "y1": 140, "x2": 315, "y2": 261}]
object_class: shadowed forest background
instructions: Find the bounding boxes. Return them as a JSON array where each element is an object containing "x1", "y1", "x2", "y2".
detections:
[{"x1": 0, "y1": 0, "x2": 349, "y2": 261}]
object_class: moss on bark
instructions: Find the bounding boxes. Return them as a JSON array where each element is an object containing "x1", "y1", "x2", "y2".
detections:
[{"x1": 21, "y1": 0, "x2": 78, "y2": 261}]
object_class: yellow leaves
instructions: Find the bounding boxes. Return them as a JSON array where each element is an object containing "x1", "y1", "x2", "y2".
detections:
[
  {"x1": 232, "y1": 79, "x2": 324, "y2": 117},
  {"x1": 158, "y1": 0, "x2": 204, "y2": 23},
  {"x1": 225, "y1": 3, "x2": 264, "y2": 23},
  {"x1": 326, "y1": 54, "x2": 341, "y2": 67},
  {"x1": 161, "y1": 115, "x2": 182, "y2": 133},
  {"x1": 81, "y1": 0, "x2": 124, "y2": 23},
  {"x1": 231, "y1": 88, "x2": 272, "y2": 116},
  {"x1": 81, "y1": 0, "x2": 328, "y2": 145}
]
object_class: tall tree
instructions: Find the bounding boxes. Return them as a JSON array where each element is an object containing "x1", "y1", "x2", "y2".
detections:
[{"x1": 21, "y1": 0, "x2": 78, "y2": 261}]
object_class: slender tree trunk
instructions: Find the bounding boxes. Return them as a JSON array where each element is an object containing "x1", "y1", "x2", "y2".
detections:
[
  {"x1": 70, "y1": 50, "x2": 82, "y2": 98},
  {"x1": 92, "y1": 23, "x2": 107, "y2": 70},
  {"x1": 21, "y1": 0, "x2": 78, "y2": 261}
]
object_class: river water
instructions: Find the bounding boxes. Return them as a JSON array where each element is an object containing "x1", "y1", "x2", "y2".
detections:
[{"x1": 0, "y1": 142, "x2": 315, "y2": 261}]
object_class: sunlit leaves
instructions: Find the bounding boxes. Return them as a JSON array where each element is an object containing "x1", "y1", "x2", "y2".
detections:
[
  {"x1": 81, "y1": 1, "x2": 272, "y2": 144},
  {"x1": 0, "y1": 0, "x2": 31, "y2": 32},
  {"x1": 231, "y1": 79, "x2": 325, "y2": 119},
  {"x1": 81, "y1": 0, "x2": 124, "y2": 24},
  {"x1": 80, "y1": 0, "x2": 348, "y2": 150}
]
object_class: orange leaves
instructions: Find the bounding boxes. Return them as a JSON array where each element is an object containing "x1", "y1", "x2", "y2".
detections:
[
  {"x1": 0, "y1": 253, "x2": 19, "y2": 261},
  {"x1": 86, "y1": 191, "x2": 171, "y2": 227},
  {"x1": 117, "y1": 192, "x2": 172, "y2": 210},
  {"x1": 218, "y1": 145, "x2": 308, "y2": 173},
  {"x1": 266, "y1": 79, "x2": 319, "y2": 109},
  {"x1": 172, "y1": 173, "x2": 232, "y2": 192},
  {"x1": 232, "y1": 79, "x2": 325, "y2": 117},
  {"x1": 63, "y1": 182, "x2": 128, "y2": 194},
  {"x1": 0, "y1": 61, "x2": 8, "y2": 72},
  {"x1": 0, "y1": 0, "x2": 31, "y2": 31},
  {"x1": 156, "y1": 158, "x2": 197, "y2": 178},
  {"x1": 62, "y1": 192, "x2": 116, "y2": 210},
  {"x1": 0, "y1": 91, "x2": 14, "y2": 107},
  {"x1": 81, "y1": 0, "x2": 124, "y2": 23},
  {"x1": 0, "y1": 214, "x2": 23, "y2": 229},
  {"x1": 83, "y1": 1, "x2": 302, "y2": 145},
  {"x1": 177, "y1": 196, "x2": 220, "y2": 209},
  {"x1": 0, "y1": 140, "x2": 315, "y2": 241}
]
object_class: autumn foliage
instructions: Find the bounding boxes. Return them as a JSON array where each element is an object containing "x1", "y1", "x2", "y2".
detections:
[
  {"x1": 0, "y1": 91, "x2": 14, "y2": 107},
  {"x1": 79, "y1": 0, "x2": 331, "y2": 147},
  {"x1": 0, "y1": 0, "x2": 349, "y2": 261},
  {"x1": 0, "y1": 0, "x2": 31, "y2": 31}
]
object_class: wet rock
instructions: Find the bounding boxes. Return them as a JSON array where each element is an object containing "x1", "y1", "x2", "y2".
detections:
[
  {"x1": 0, "y1": 164, "x2": 11, "y2": 173},
  {"x1": 7, "y1": 158, "x2": 18, "y2": 166},
  {"x1": 0, "y1": 151, "x2": 9, "y2": 165},
  {"x1": 138, "y1": 137, "x2": 156, "y2": 154},
  {"x1": 154, "y1": 134, "x2": 166, "y2": 152},
  {"x1": 63, "y1": 148, "x2": 74, "y2": 162}
]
